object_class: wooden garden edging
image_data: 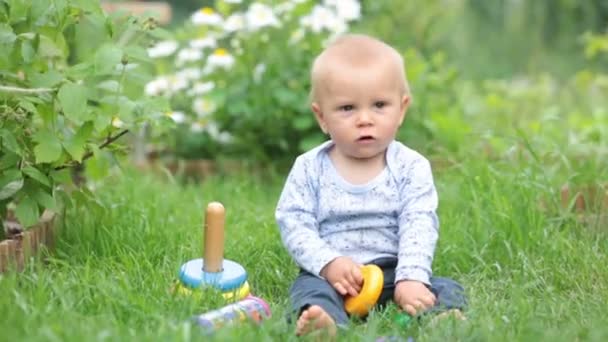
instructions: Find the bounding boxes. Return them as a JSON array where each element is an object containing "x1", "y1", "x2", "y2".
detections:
[
  {"x1": 559, "y1": 183, "x2": 608, "y2": 227},
  {"x1": 0, "y1": 210, "x2": 57, "y2": 273}
]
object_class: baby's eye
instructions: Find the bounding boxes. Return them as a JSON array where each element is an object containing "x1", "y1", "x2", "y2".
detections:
[
  {"x1": 339, "y1": 104, "x2": 354, "y2": 112},
  {"x1": 374, "y1": 101, "x2": 387, "y2": 109}
]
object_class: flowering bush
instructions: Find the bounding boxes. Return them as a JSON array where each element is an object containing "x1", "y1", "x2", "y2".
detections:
[
  {"x1": 145, "y1": 0, "x2": 362, "y2": 162},
  {"x1": 0, "y1": 0, "x2": 172, "y2": 228}
]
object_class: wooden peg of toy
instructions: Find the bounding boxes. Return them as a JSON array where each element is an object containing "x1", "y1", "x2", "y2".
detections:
[
  {"x1": 178, "y1": 201, "x2": 247, "y2": 292},
  {"x1": 204, "y1": 202, "x2": 225, "y2": 273}
]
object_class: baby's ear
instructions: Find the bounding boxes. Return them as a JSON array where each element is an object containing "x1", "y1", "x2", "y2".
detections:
[
  {"x1": 399, "y1": 95, "x2": 410, "y2": 124},
  {"x1": 311, "y1": 102, "x2": 328, "y2": 134},
  {"x1": 400, "y1": 94, "x2": 411, "y2": 111}
]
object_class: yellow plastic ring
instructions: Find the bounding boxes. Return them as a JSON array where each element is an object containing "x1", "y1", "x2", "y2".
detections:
[
  {"x1": 174, "y1": 281, "x2": 251, "y2": 301},
  {"x1": 221, "y1": 281, "x2": 251, "y2": 300},
  {"x1": 344, "y1": 264, "x2": 384, "y2": 317}
]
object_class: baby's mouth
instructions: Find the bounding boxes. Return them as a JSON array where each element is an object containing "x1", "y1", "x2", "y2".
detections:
[{"x1": 357, "y1": 135, "x2": 375, "y2": 142}]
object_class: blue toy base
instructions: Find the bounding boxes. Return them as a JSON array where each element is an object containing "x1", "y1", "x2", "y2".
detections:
[{"x1": 179, "y1": 258, "x2": 247, "y2": 291}]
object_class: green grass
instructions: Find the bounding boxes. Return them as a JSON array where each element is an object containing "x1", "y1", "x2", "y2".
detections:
[{"x1": 1, "y1": 151, "x2": 606, "y2": 341}]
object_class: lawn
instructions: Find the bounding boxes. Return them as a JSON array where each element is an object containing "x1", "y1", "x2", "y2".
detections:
[
  {"x1": 1, "y1": 1, "x2": 607, "y2": 340},
  {"x1": 1, "y1": 148, "x2": 606, "y2": 341}
]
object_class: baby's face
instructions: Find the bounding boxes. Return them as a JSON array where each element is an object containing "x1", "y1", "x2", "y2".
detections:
[{"x1": 313, "y1": 61, "x2": 407, "y2": 161}]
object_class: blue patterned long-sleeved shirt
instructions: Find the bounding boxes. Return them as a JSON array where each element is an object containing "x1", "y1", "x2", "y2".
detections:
[{"x1": 275, "y1": 140, "x2": 439, "y2": 285}]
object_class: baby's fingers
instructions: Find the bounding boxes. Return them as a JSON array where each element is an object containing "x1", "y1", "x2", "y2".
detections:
[
  {"x1": 403, "y1": 304, "x2": 417, "y2": 317},
  {"x1": 333, "y1": 282, "x2": 347, "y2": 296},
  {"x1": 345, "y1": 272, "x2": 362, "y2": 294},
  {"x1": 343, "y1": 278, "x2": 359, "y2": 297},
  {"x1": 419, "y1": 293, "x2": 437, "y2": 308},
  {"x1": 351, "y1": 265, "x2": 363, "y2": 285}
]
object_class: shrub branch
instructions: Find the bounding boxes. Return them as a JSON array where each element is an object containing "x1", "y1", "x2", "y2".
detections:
[
  {"x1": 55, "y1": 129, "x2": 130, "y2": 170},
  {"x1": 0, "y1": 85, "x2": 55, "y2": 94}
]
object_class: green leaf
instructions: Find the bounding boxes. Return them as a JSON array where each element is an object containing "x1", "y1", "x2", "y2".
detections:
[
  {"x1": 31, "y1": 0, "x2": 59, "y2": 27},
  {"x1": 50, "y1": 169, "x2": 72, "y2": 184},
  {"x1": 33, "y1": 188, "x2": 56, "y2": 211},
  {"x1": 0, "y1": 152, "x2": 21, "y2": 170},
  {"x1": 85, "y1": 147, "x2": 109, "y2": 180},
  {"x1": 18, "y1": 100, "x2": 38, "y2": 115},
  {"x1": 20, "y1": 39, "x2": 35, "y2": 63},
  {"x1": 149, "y1": 27, "x2": 173, "y2": 40},
  {"x1": 123, "y1": 46, "x2": 152, "y2": 63},
  {"x1": 95, "y1": 44, "x2": 123, "y2": 74},
  {"x1": 96, "y1": 80, "x2": 120, "y2": 93},
  {"x1": 22, "y1": 166, "x2": 51, "y2": 187},
  {"x1": 0, "y1": 23, "x2": 17, "y2": 44},
  {"x1": 0, "y1": 171, "x2": 23, "y2": 200},
  {"x1": 58, "y1": 82, "x2": 88, "y2": 122},
  {"x1": 30, "y1": 70, "x2": 63, "y2": 87},
  {"x1": 33, "y1": 130, "x2": 63, "y2": 163},
  {"x1": 70, "y1": 0, "x2": 103, "y2": 13},
  {"x1": 63, "y1": 121, "x2": 93, "y2": 162},
  {"x1": 66, "y1": 62, "x2": 92, "y2": 79},
  {"x1": 0, "y1": 129, "x2": 21, "y2": 154},
  {"x1": 38, "y1": 34, "x2": 64, "y2": 58},
  {"x1": 36, "y1": 103, "x2": 56, "y2": 125},
  {"x1": 8, "y1": 0, "x2": 30, "y2": 23},
  {"x1": 15, "y1": 195, "x2": 39, "y2": 228}
]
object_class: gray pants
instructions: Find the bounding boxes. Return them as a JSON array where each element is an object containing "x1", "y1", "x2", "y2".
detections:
[{"x1": 289, "y1": 257, "x2": 467, "y2": 325}]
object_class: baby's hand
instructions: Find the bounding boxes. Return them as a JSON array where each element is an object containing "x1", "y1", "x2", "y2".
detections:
[
  {"x1": 320, "y1": 256, "x2": 363, "y2": 297},
  {"x1": 394, "y1": 280, "x2": 436, "y2": 316}
]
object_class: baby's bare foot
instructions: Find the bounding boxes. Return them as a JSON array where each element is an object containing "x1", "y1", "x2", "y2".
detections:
[{"x1": 295, "y1": 305, "x2": 337, "y2": 337}]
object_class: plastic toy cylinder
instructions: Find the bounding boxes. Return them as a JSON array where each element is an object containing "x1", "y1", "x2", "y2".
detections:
[
  {"x1": 192, "y1": 295, "x2": 271, "y2": 332},
  {"x1": 203, "y1": 202, "x2": 225, "y2": 273}
]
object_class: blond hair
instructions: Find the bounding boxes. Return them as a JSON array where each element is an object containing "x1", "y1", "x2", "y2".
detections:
[{"x1": 309, "y1": 34, "x2": 410, "y2": 103}]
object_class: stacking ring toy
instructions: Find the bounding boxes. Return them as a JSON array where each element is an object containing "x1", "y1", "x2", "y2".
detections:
[
  {"x1": 344, "y1": 264, "x2": 384, "y2": 317},
  {"x1": 177, "y1": 202, "x2": 249, "y2": 300},
  {"x1": 174, "y1": 280, "x2": 251, "y2": 300}
]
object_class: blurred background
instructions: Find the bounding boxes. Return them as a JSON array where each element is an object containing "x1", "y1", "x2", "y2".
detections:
[{"x1": 98, "y1": 0, "x2": 608, "y2": 176}]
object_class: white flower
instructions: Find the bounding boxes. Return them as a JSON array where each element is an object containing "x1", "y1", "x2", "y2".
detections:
[
  {"x1": 189, "y1": 37, "x2": 217, "y2": 50},
  {"x1": 253, "y1": 63, "x2": 266, "y2": 83},
  {"x1": 147, "y1": 40, "x2": 178, "y2": 58},
  {"x1": 224, "y1": 0, "x2": 242, "y2": 3},
  {"x1": 111, "y1": 117, "x2": 124, "y2": 128},
  {"x1": 289, "y1": 28, "x2": 305, "y2": 45},
  {"x1": 301, "y1": 5, "x2": 347, "y2": 34},
  {"x1": 206, "y1": 48, "x2": 235, "y2": 71},
  {"x1": 192, "y1": 7, "x2": 223, "y2": 26},
  {"x1": 177, "y1": 48, "x2": 203, "y2": 65},
  {"x1": 275, "y1": 2, "x2": 297, "y2": 15},
  {"x1": 176, "y1": 67, "x2": 202, "y2": 80},
  {"x1": 193, "y1": 98, "x2": 217, "y2": 117},
  {"x1": 167, "y1": 75, "x2": 188, "y2": 93},
  {"x1": 245, "y1": 3, "x2": 280, "y2": 31},
  {"x1": 300, "y1": 5, "x2": 333, "y2": 33},
  {"x1": 145, "y1": 77, "x2": 170, "y2": 96},
  {"x1": 166, "y1": 111, "x2": 186, "y2": 123},
  {"x1": 188, "y1": 81, "x2": 215, "y2": 96},
  {"x1": 324, "y1": 0, "x2": 361, "y2": 21},
  {"x1": 224, "y1": 13, "x2": 245, "y2": 32},
  {"x1": 190, "y1": 121, "x2": 205, "y2": 132},
  {"x1": 206, "y1": 122, "x2": 233, "y2": 144}
]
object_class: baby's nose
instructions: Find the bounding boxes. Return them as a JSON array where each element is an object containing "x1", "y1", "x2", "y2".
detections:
[{"x1": 356, "y1": 110, "x2": 373, "y2": 125}]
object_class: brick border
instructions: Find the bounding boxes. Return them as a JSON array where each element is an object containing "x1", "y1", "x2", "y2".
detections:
[{"x1": 0, "y1": 210, "x2": 56, "y2": 273}]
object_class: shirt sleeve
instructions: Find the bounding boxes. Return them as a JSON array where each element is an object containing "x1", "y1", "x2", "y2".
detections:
[
  {"x1": 396, "y1": 157, "x2": 439, "y2": 285},
  {"x1": 275, "y1": 157, "x2": 342, "y2": 277}
]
